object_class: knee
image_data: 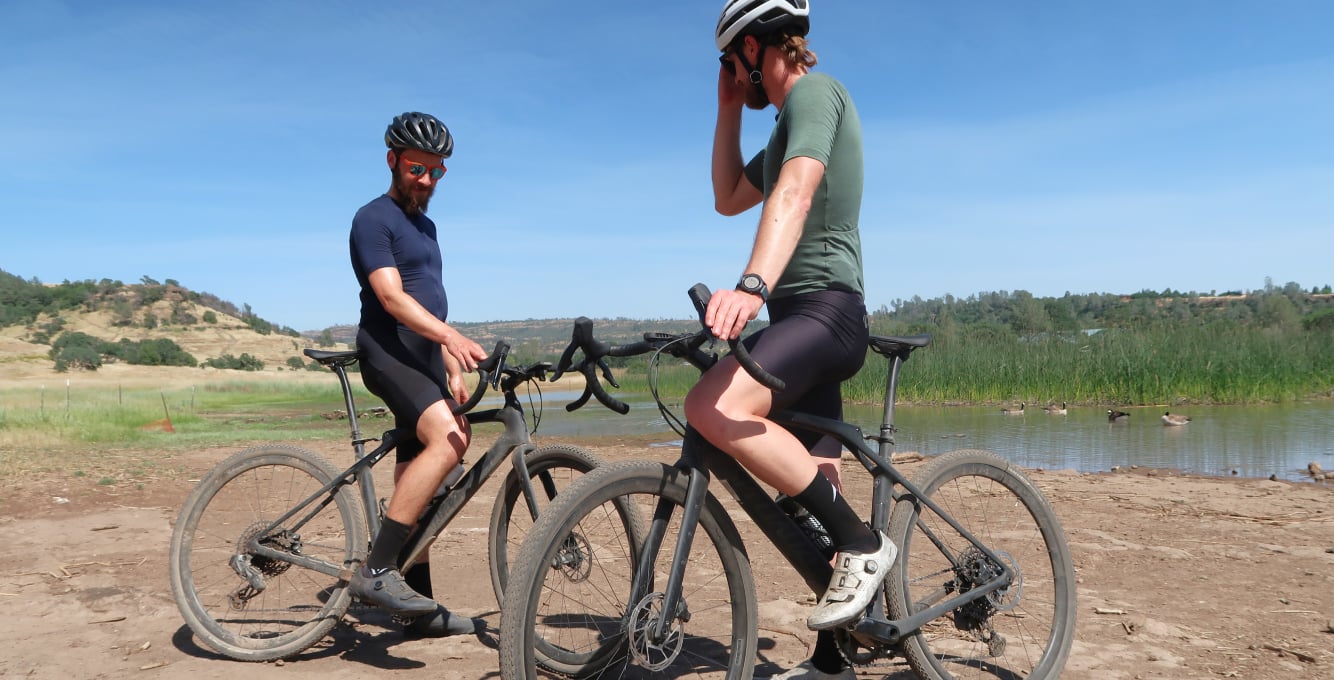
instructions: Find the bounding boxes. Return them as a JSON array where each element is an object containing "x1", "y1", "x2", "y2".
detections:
[
  {"x1": 683, "y1": 390, "x2": 720, "y2": 436},
  {"x1": 417, "y1": 411, "x2": 469, "y2": 456}
]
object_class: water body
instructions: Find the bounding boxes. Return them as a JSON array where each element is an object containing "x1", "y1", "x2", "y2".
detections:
[{"x1": 508, "y1": 392, "x2": 1332, "y2": 482}]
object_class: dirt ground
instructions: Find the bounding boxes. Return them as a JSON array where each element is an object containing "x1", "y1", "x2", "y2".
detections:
[{"x1": 0, "y1": 433, "x2": 1331, "y2": 680}]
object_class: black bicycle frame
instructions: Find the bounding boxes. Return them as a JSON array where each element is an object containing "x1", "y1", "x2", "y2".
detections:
[
  {"x1": 639, "y1": 343, "x2": 1018, "y2": 647},
  {"x1": 245, "y1": 365, "x2": 548, "y2": 582}
]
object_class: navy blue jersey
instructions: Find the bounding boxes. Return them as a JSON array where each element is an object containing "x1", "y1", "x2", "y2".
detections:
[{"x1": 349, "y1": 194, "x2": 449, "y2": 333}]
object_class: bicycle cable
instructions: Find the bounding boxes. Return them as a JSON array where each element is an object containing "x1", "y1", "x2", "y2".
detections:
[
  {"x1": 647, "y1": 334, "x2": 698, "y2": 438},
  {"x1": 525, "y1": 377, "x2": 544, "y2": 435}
]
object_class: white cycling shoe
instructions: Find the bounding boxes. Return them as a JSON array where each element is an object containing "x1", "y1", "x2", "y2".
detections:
[{"x1": 807, "y1": 531, "x2": 897, "y2": 630}]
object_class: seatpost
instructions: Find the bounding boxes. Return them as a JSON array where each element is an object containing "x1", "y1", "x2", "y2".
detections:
[
  {"x1": 877, "y1": 355, "x2": 904, "y2": 460},
  {"x1": 329, "y1": 361, "x2": 380, "y2": 538},
  {"x1": 329, "y1": 363, "x2": 366, "y2": 455}
]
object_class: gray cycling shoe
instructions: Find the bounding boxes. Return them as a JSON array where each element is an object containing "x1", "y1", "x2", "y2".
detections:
[
  {"x1": 400, "y1": 604, "x2": 477, "y2": 639},
  {"x1": 807, "y1": 531, "x2": 897, "y2": 630},
  {"x1": 349, "y1": 565, "x2": 437, "y2": 617}
]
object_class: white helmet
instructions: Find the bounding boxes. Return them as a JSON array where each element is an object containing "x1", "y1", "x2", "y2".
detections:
[{"x1": 715, "y1": 0, "x2": 810, "y2": 51}]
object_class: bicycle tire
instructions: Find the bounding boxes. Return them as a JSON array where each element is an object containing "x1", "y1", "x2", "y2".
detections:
[
  {"x1": 487, "y1": 443, "x2": 608, "y2": 602},
  {"x1": 500, "y1": 460, "x2": 757, "y2": 680},
  {"x1": 885, "y1": 449, "x2": 1076, "y2": 680},
  {"x1": 169, "y1": 444, "x2": 368, "y2": 661}
]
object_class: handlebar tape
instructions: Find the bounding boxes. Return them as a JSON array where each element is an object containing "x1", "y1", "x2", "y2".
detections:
[{"x1": 688, "y1": 283, "x2": 786, "y2": 392}]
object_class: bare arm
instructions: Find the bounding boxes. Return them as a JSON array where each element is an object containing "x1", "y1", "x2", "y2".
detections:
[
  {"x1": 712, "y1": 67, "x2": 764, "y2": 216},
  {"x1": 706, "y1": 155, "x2": 826, "y2": 340},
  {"x1": 366, "y1": 267, "x2": 486, "y2": 375}
]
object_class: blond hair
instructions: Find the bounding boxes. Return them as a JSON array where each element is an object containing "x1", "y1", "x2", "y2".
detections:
[{"x1": 777, "y1": 33, "x2": 817, "y2": 70}]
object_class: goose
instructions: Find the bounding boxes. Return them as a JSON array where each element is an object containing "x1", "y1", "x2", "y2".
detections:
[
  {"x1": 1043, "y1": 401, "x2": 1068, "y2": 415},
  {"x1": 1162, "y1": 411, "x2": 1191, "y2": 426},
  {"x1": 1001, "y1": 402, "x2": 1025, "y2": 415},
  {"x1": 1107, "y1": 409, "x2": 1130, "y2": 422}
]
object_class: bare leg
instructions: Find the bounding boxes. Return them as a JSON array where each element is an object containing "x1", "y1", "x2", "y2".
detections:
[
  {"x1": 350, "y1": 400, "x2": 469, "y2": 616},
  {"x1": 684, "y1": 355, "x2": 817, "y2": 495},
  {"x1": 384, "y1": 399, "x2": 469, "y2": 525}
]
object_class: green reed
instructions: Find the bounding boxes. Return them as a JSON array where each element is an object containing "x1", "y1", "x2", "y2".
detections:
[
  {"x1": 575, "y1": 322, "x2": 1334, "y2": 408},
  {"x1": 846, "y1": 321, "x2": 1334, "y2": 406}
]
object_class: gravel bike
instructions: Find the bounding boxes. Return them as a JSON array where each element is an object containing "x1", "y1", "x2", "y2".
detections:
[
  {"x1": 169, "y1": 342, "x2": 639, "y2": 661},
  {"x1": 500, "y1": 285, "x2": 1076, "y2": 680}
]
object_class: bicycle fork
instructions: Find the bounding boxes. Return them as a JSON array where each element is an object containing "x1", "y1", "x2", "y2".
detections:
[{"x1": 644, "y1": 461, "x2": 709, "y2": 640}]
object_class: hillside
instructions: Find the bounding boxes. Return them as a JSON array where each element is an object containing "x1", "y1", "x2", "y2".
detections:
[
  {"x1": 0, "y1": 272, "x2": 699, "y2": 378},
  {"x1": 0, "y1": 301, "x2": 337, "y2": 381},
  {"x1": 3, "y1": 271, "x2": 1331, "y2": 401},
  {"x1": 317, "y1": 317, "x2": 703, "y2": 361}
]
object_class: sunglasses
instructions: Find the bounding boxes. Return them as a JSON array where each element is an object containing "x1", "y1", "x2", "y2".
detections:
[
  {"x1": 719, "y1": 51, "x2": 737, "y2": 76},
  {"x1": 405, "y1": 163, "x2": 446, "y2": 180}
]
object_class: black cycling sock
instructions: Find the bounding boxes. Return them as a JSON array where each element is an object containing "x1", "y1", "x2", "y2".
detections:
[
  {"x1": 366, "y1": 517, "x2": 412, "y2": 571},
  {"x1": 810, "y1": 630, "x2": 847, "y2": 673},
  {"x1": 794, "y1": 472, "x2": 877, "y2": 553},
  {"x1": 403, "y1": 561, "x2": 433, "y2": 599}
]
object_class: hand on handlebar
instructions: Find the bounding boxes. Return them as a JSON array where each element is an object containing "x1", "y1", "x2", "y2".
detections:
[
  {"x1": 705, "y1": 287, "x2": 764, "y2": 341},
  {"x1": 444, "y1": 330, "x2": 488, "y2": 373},
  {"x1": 451, "y1": 341, "x2": 510, "y2": 415}
]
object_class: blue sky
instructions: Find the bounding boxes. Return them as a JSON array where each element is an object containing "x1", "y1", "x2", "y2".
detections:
[{"x1": 3, "y1": 1, "x2": 1332, "y2": 331}]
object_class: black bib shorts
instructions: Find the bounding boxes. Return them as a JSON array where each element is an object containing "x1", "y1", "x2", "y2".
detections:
[
  {"x1": 357, "y1": 326, "x2": 453, "y2": 463},
  {"x1": 742, "y1": 289, "x2": 869, "y2": 457}
]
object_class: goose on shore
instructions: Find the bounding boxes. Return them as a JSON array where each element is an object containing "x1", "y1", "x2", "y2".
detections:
[
  {"x1": 1043, "y1": 401, "x2": 1068, "y2": 415},
  {"x1": 1162, "y1": 411, "x2": 1191, "y2": 426},
  {"x1": 1108, "y1": 409, "x2": 1130, "y2": 422},
  {"x1": 1002, "y1": 402, "x2": 1025, "y2": 415}
]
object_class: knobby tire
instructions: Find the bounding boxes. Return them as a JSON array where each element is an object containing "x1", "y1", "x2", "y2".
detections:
[
  {"x1": 500, "y1": 460, "x2": 757, "y2": 680},
  {"x1": 488, "y1": 444, "x2": 611, "y2": 602},
  {"x1": 168, "y1": 445, "x2": 367, "y2": 661},
  {"x1": 885, "y1": 449, "x2": 1076, "y2": 680}
]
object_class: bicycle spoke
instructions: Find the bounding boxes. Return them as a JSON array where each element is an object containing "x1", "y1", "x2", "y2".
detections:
[{"x1": 888, "y1": 450, "x2": 1076, "y2": 680}]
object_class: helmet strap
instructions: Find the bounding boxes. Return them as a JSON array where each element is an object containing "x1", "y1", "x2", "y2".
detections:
[{"x1": 736, "y1": 42, "x2": 768, "y2": 102}]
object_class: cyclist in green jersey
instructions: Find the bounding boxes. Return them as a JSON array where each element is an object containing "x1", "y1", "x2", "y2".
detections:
[{"x1": 688, "y1": 2, "x2": 886, "y2": 679}]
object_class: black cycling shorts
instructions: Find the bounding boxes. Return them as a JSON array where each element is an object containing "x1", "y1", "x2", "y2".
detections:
[
  {"x1": 357, "y1": 326, "x2": 453, "y2": 464},
  {"x1": 742, "y1": 289, "x2": 869, "y2": 457}
]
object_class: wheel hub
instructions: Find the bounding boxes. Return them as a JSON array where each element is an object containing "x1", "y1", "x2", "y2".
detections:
[
  {"x1": 627, "y1": 592, "x2": 684, "y2": 671},
  {"x1": 550, "y1": 530, "x2": 593, "y2": 582}
]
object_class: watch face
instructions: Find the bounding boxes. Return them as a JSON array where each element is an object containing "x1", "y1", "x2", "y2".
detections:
[{"x1": 742, "y1": 274, "x2": 761, "y2": 291}]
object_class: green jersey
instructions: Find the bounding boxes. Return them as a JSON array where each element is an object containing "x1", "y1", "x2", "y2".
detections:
[{"x1": 744, "y1": 72, "x2": 864, "y2": 299}]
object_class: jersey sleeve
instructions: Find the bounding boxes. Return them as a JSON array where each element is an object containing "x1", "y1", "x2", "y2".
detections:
[
  {"x1": 743, "y1": 150, "x2": 766, "y2": 190},
  {"x1": 349, "y1": 215, "x2": 397, "y2": 275},
  {"x1": 781, "y1": 76, "x2": 845, "y2": 166}
]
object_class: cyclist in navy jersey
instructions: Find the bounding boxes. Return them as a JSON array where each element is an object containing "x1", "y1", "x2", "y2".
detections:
[
  {"x1": 347, "y1": 111, "x2": 487, "y2": 638},
  {"x1": 684, "y1": 3, "x2": 892, "y2": 678}
]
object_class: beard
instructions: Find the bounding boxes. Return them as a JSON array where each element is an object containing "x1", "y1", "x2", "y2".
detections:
[
  {"x1": 390, "y1": 168, "x2": 435, "y2": 215},
  {"x1": 743, "y1": 80, "x2": 770, "y2": 110}
]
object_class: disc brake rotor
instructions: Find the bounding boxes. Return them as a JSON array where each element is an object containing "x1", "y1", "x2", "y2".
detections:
[
  {"x1": 627, "y1": 592, "x2": 684, "y2": 671},
  {"x1": 550, "y1": 530, "x2": 593, "y2": 582}
]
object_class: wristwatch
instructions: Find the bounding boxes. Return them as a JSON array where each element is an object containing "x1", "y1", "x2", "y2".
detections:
[{"x1": 736, "y1": 273, "x2": 769, "y2": 302}]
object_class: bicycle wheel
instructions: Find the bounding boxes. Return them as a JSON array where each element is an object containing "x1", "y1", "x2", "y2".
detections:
[
  {"x1": 169, "y1": 445, "x2": 368, "y2": 661},
  {"x1": 500, "y1": 460, "x2": 756, "y2": 680},
  {"x1": 886, "y1": 449, "x2": 1076, "y2": 680},
  {"x1": 488, "y1": 443, "x2": 607, "y2": 602}
]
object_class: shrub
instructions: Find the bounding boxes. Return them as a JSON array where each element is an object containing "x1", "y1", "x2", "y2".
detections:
[{"x1": 204, "y1": 353, "x2": 265, "y2": 371}]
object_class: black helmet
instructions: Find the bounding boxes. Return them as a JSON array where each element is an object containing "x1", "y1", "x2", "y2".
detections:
[
  {"x1": 384, "y1": 111, "x2": 454, "y2": 158},
  {"x1": 715, "y1": 0, "x2": 810, "y2": 51}
]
